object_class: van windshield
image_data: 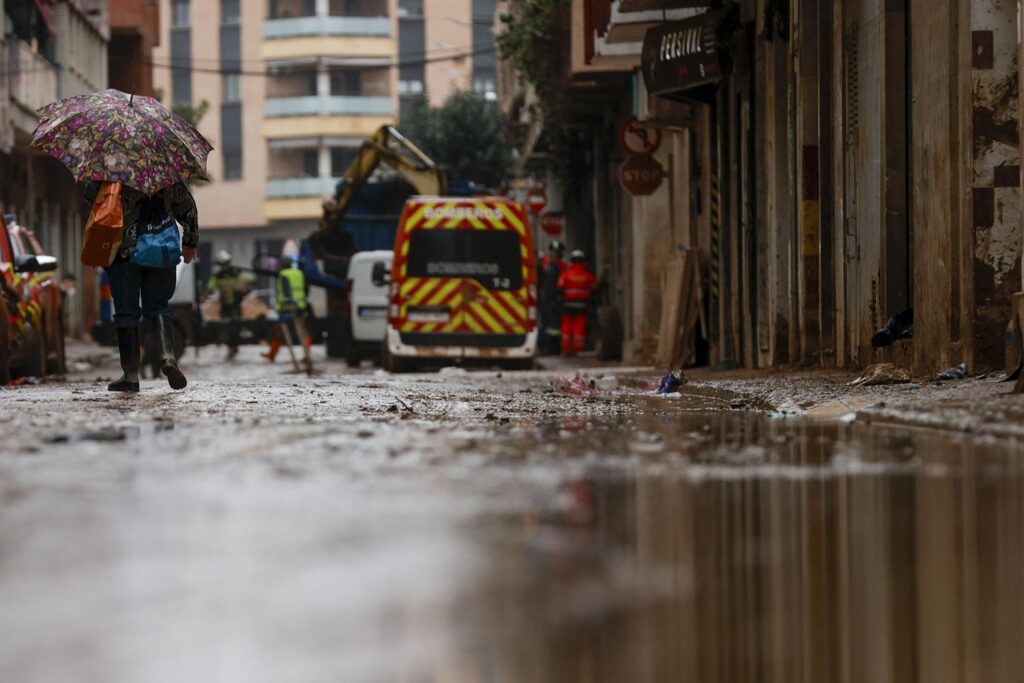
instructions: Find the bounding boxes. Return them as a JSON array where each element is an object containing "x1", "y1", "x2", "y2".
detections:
[{"x1": 406, "y1": 229, "x2": 523, "y2": 290}]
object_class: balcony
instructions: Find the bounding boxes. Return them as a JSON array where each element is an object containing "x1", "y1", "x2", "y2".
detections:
[
  {"x1": 8, "y1": 40, "x2": 58, "y2": 122},
  {"x1": 261, "y1": 13, "x2": 394, "y2": 61},
  {"x1": 264, "y1": 176, "x2": 338, "y2": 220},
  {"x1": 265, "y1": 95, "x2": 392, "y2": 118},
  {"x1": 264, "y1": 16, "x2": 392, "y2": 39},
  {"x1": 266, "y1": 176, "x2": 340, "y2": 199}
]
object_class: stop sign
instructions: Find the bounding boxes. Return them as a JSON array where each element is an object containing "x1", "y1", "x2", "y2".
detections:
[
  {"x1": 540, "y1": 213, "x2": 564, "y2": 236},
  {"x1": 619, "y1": 154, "x2": 665, "y2": 195},
  {"x1": 527, "y1": 189, "x2": 547, "y2": 214}
]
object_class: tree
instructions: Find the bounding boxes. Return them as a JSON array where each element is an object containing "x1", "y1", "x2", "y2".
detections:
[{"x1": 399, "y1": 92, "x2": 514, "y2": 191}]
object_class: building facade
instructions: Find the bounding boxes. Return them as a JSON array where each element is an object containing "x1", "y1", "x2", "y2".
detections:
[
  {"x1": 151, "y1": 0, "x2": 498, "y2": 303},
  {"x1": 1, "y1": 0, "x2": 109, "y2": 338},
  {"x1": 501, "y1": 0, "x2": 1024, "y2": 376}
]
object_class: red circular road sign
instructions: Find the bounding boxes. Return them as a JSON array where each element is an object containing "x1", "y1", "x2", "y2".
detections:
[
  {"x1": 619, "y1": 116, "x2": 663, "y2": 155},
  {"x1": 540, "y1": 213, "x2": 564, "y2": 236},
  {"x1": 619, "y1": 154, "x2": 665, "y2": 195},
  {"x1": 527, "y1": 189, "x2": 547, "y2": 214}
]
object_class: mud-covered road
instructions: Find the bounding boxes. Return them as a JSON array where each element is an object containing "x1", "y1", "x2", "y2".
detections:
[{"x1": 2, "y1": 346, "x2": 1023, "y2": 682}]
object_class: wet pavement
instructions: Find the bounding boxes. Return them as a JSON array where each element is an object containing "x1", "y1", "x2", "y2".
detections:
[{"x1": 1, "y1": 346, "x2": 1023, "y2": 682}]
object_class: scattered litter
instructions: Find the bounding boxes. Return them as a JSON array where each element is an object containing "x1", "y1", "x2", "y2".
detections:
[
  {"x1": 5, "y1": 376, "x2": 42, "y2": 388},
  {"x1": 765, "y1": 398, "x2": 805, "y2": 419},
  {"x1": 804, "y1": 398, "x2": 877, "y2": 420},
  {"x1": 43, "y1": 426, "x2": 134, "y2": 444},
  {"x1": 655, "y1": 370, "x2": 686, "y2": 395},
  {"x1": 71, "y1": 362, "x2": 93, "y2": 372},
  {"x1": 937, "y1": 363, "x2": 967, "y2": 381},
  {"x1": 850, "y1": 363, "x2": 911, "y2": 387},
  {"x1": 594, "y1": 375, "x2": 619, "y2": 392},
  {"x1": 871, "y1": 308, "x2": 913, "y2": 348},
  {"x1": 555, "y1": 375, "x2": 598, "y2": 397},
  {"x1": 439, "y1": 366, "x2": 468, "y2": 376}
]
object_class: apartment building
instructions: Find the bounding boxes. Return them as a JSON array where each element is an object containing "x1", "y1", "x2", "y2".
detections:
[{"x1": 152, "y1": 0, "x2": 498, "y2": 294}]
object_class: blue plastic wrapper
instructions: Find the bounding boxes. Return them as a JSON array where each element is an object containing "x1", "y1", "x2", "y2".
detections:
[{"x1": 656, "y1": 370, "x2": 684, "y2": 395}]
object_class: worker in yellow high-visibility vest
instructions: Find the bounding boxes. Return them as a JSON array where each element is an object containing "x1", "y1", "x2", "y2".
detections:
[{"x1": 263, "y1": 255, "x2": 313, "y2": 372}]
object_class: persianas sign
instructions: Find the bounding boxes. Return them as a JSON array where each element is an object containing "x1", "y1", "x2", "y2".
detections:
[
  {"x1": 641, "y1": 8, "x2": 732, "y2": 97},
  {"x1": 619, "y1": 154, "x2": 665, "y2": 196}
]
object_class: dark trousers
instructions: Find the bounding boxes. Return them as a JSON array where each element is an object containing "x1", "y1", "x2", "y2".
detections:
[
  {"x1": 106, "y1": 259, "x2": 176, "y2": 328},
  {"x1": 539, "y1": 301, "x2": 562, "y2": 354}
]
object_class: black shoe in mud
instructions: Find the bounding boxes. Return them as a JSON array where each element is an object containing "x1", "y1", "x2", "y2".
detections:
[
  {"x1": 108, "y1": 376, "x2": 140, "y2": 393},
  {"x1": 161, "y1": 360, "x2": 187, "y2": 390}
]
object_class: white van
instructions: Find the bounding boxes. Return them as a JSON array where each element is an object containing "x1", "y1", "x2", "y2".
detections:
[{"x1": 345, "y1": 250, "x2": 392, "y2": 366}]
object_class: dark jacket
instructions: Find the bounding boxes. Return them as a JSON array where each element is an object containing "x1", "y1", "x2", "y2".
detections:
[{"x1": 82, "y1": 181, "x2": 199, "y2": 260}]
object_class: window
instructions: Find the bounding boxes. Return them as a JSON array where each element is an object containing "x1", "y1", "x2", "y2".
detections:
[
  {"x1": 223, "y1": 150, "x2": 242, "y2": 180},
  {"x1": 331, "y1": 147, "x2": 357, "y2": 176},
  {"x1": 222, "y1": 74, "x2": 241, "y2": 102},
  {"x1": 407, "y1": 230, "x2": 523, "y2": 290},
  {"x1": 473, "y1": 75, "x2": 497, "y2": 101},
  {"x1": 221, "y1": 0, "x2": 240, "y2": 24},
  {"x1": 172, "y1": 0, "x2": 190, "y2": 28},
  {"x1": 331, "y1": 71, "x2": 362, "y2": 96},
  {"x1": 398, "y1": 79, "x2": 423, "y2": 95},
  {"x1": 303, "y1": 150, "x2": 319, "y2": 177},
  {"x1": 172, "y1": 69, "x2": 191, "y2": 107},
  {"x1": 398, "y1": 0, "x2": 424, "y2": 18}
]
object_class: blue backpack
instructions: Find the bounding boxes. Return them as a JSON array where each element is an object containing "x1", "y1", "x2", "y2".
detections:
[{"x1": 131, "y1": 195, "x2": 182, "y2": 269}]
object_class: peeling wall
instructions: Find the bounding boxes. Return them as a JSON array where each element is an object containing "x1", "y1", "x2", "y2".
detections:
[{"x1": 971, "y1": 0, "x2": 1021, "y2": 371}]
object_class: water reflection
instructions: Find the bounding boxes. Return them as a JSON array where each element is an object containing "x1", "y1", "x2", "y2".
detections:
[{"x1": 458, "y1": 415, "x2": 1024, "y2": 683}]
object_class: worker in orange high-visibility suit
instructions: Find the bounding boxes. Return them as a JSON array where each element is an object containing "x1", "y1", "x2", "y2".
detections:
[{"x1": 557, "y1": 250, "x2": 596, "y2": 356}]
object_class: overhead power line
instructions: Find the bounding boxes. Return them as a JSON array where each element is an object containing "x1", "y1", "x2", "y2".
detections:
[{"x1": 145, "y1": 46, "x2": 498, "y2": 77}]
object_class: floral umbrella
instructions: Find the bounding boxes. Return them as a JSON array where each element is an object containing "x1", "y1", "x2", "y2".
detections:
[{"x1": 31, "y1": 89, "x2": 213, "y2": 195}]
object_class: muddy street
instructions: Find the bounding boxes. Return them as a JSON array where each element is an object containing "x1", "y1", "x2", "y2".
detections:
[{"x1": 2, "y1": 348, "x2": 1023, "y2": 682}]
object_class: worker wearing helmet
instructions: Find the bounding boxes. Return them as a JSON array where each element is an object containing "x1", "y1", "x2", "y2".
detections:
[
  {"x1": 537, "y1": 240, "x2": 567, "y2": 354},
  {"x1": 556, "y1": 249, "x2": 596, "y2": 356},
  {"x1": 205, "y1": 249, "x2": 254, "y2": 359},
  {"x1": 263, "y1": 255, "x2": 314, "y2": 372}
]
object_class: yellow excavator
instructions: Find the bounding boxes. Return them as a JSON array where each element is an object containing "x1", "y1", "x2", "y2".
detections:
[
  {"x1": 310, "y1": 125, "x2": 447, "y2": 262},
  {"x1": 297, "y1": 125, "x2": 446, "y2": 358}
]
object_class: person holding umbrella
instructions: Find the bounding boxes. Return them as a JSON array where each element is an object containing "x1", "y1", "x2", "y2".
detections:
[{"x1": 32, "y1": 89, "x2": 212, "y2": 393}]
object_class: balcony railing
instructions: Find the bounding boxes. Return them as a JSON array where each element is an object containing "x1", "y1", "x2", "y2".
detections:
[
  {"x1": 266, "y1": 177, "x2": 341, "y2": 199},
  {"x1": 264, "y1": 16, "x2": 392, "y2": 39},
  {"x1": 264, "y1": 95, "x2": 392, "y2": 118},
  {"x1": 9, "y1": 41, "x2": 57, "y2": 116}
]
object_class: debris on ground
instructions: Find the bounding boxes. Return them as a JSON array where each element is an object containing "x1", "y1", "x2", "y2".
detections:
[
  {"x1": 43, "y1": 426, "x2": 135, "y2": 444},
  {"x1": 765, "y1": 398, "x2": 805, "y2": 419},
  {"x1": 5, "y1": 376, "x2": 43, "y2": 388},
  {"x1": 871, "y1": 308, "x2": 914, "y2": 348},
  {"x1": 594, "y1": 375, "x2": 619, "y2": 392},
  {"x1": 937, "y1": 363, "x2": 967, "y2": 381},
  {"x1": 555, "y1": 375, "x2": 598, "y2": 397},
  {"x1": 655, "y1": 370, "x2": 686, "y2": 395},
  {"x1": 850, "y1": 363, "x2": 911, "y2": 387}
]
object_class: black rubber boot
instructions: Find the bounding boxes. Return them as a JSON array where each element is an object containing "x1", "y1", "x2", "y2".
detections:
[
  {"x1": 108, "y1": 327, "x2": 140, "y2": 393},
  {"x1": 156, "y1": 316, "x2": 187, "y2": 390}
]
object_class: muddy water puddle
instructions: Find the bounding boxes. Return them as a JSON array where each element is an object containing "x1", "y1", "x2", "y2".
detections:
[
  {"x1": 444, "y1": 411, "x2": 1024, "y2": 683},
  {"x1": 4, "y1": 396, "x2": 1024, "y2": 683}
]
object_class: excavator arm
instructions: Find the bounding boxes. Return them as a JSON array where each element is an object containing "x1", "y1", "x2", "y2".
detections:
[{"x1": 315, "y1": 126, "x2": 446, "y2": 261}]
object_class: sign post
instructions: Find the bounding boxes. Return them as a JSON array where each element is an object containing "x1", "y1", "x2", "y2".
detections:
[
  {"x1": 619, "y1": 154, "x2": 665, "y2": 196},
  {"x1": 527, "y1": 186, "x2": 547, "y2": 214},
  {"x1": 540, "y1": 213, "x2": 565, "y2": 236}
]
